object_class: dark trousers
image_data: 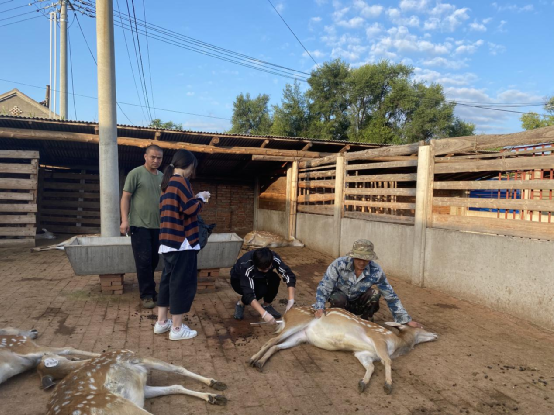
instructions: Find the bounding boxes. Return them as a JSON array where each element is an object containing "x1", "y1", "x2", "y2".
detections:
[
  {"x1": 230, "y1": 271, "x2": 280, "y2": 305},
  {"x1": 329, "y1": 288, "x2": 381, "y2": 320},
  {"x1": 130, "y1": 226, "x2": 160, "y2": 300},
  {"x1": 157, "y1": 250, "x2": 198, "y2": 315}
]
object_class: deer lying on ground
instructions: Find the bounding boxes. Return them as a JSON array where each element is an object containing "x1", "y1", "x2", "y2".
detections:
[
  {"x1": 0, "y1": 327, "x2": 99, "y2": 386},
  {"x1": 38, "y1": 349, "x2": 227, "y2": 415},
  {"x1": 243, "y1": 231, "x2": 304, "y2": 249},
  {"x1": 249, "y1": 307, "x2": 437, "y2": 394}
]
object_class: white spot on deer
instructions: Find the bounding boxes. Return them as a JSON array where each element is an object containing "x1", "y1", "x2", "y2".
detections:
[
  {"x1": 86, "y1": 395, "x2": 94, "y2": 400},
  {"x1": 72, "y1": 410, "x2": 81, "y2": 415},
  {"x1": 89, "y1": 385, "x2": 97, "y2": 390}
]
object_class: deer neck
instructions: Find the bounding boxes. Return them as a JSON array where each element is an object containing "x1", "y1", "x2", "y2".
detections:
[{"x1": 390, "y1": 329, "x2": 418, "y2": 358}]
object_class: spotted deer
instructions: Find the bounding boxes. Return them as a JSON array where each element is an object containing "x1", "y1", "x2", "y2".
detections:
[
  {"x1": 249, "y1": 307, "x2": 438, "y2": 394},
  {"x1": 38, "y1": 349, "x2": 227, "y2": 415},
  {"x1": 0, "y1": 327, "x2": 99, "y2": 386}
]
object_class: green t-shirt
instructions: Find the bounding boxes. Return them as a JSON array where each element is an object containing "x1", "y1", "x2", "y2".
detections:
[{"x1": 123, "y1": 166, "x2": 163, "y2": 229}]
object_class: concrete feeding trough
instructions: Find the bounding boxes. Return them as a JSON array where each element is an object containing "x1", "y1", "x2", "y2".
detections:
[{"x1": 65, "y1": 233, "x2": 243, "y2": 276}]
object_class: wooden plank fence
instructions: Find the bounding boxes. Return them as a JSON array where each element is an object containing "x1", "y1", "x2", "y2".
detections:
[{"x1": 0, "y1": 150, "x2": 39, "y2": 247}]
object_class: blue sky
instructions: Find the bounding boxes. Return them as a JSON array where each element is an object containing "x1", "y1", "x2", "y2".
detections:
[{"x1": 1, "y1": 0, "x2": 553, "y2": 135}]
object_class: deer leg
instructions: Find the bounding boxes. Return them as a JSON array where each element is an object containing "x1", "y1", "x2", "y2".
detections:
[
  {"x1": 248, "y1": 326, "x2": 299, "y2": 366},
  {"x1": 374, "y1": 342, "x2": 393, "y2": 395},
  {"x1": 138, "y1": 357, "x2": 226, "y2": 391},
  {"x1": 255, "y1": 330, "x2": 307, "y2": 370},
  {"x1": 354, "y1": 351, "x2": 376, "y2": 393},
  {"x1": 46, "y1": 347, "x2": 100, "y2": 358},
  {"x1": 144, "y1": 385, "x2": 227, "y2": 406}
]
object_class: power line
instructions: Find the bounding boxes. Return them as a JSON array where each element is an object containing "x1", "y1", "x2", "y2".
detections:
[
  {"x1": 266, "y1": 0, "x2": 318, "y2": 66},
  {"x1": 0, "y1": 13, "x2": 40, "y2": 26},
  {"x1": 67, "y1": 27, "x2": 78, "y2": 120},
  {"x1": 71, "y1": 7, "x2": 96, "y2": 64},
  {"x1": 141, "y1": 0, "x2": 155, "y2": 118},
  {"x1": 0, "y1": 1, "x2": 40, "y2": 14},
  {"x1": 0, "y1": 78, "x2": 232, "y2": 121},
  {"x1": 114, "y1": 0, "x2": 148, "y2": 122},
  {"x1": 0, "y1": 0, "x2": 16, "y2": 6}
]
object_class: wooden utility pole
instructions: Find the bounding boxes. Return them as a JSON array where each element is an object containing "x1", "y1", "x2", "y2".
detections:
[
  {"x1": 333, "y1": 156, "x2": 345, "y2": 257},
  {"x1": 96, "y1": 0, "x2": 120, "y2": 237}
]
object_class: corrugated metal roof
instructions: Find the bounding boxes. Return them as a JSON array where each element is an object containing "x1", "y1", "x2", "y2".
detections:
[{"x1": 0, "y1": 115, "x2": 383, "y2": 177}]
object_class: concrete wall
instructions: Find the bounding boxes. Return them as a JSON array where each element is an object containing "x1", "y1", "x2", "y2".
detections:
[
  {"x1": 340, "y1": 218, "x2": 414, "y2": 282},
  {"x1": 296, "y1": 213, "x2": 335, "y2": 256},
  {"x1": 424, "y1": 228, "x2": 554, "y2": 330},
  {"x1": 257, "y1": 209, "x2": 288, "y2": 236},
  {"x1": 0, "y1": 95, "x2": 50, "y2": 117}
]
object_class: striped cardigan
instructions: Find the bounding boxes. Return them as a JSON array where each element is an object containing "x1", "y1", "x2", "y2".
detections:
[{"x1": 159, "y1": 175, "x2": 203, "y2": 249}]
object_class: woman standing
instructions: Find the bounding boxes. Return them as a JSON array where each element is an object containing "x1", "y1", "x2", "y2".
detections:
[{"x1": 154, "y1": 150, "x2": 210, "y2": 341}]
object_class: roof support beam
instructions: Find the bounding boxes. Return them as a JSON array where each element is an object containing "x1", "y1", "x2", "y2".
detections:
[
  {"x1": 0, "y1": 127, "x2": 323, "y2": 159},
  {"x1": 208, "y1": 136, "x2": 220, "y2": 146},
  {"x1": 260, "y1": 139, "x2": 270, "y2": 148},
  {"x1": 302, "y1": 142, "x2": 313, "y2": 151}
]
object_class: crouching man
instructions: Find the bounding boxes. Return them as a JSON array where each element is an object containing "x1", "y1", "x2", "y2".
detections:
[
  {"x1": 231, "y1": 248, "x2": 296, "y2": 324},
  {"x1": 314, "y1": 239, "x2": 422, "y2": 327}
]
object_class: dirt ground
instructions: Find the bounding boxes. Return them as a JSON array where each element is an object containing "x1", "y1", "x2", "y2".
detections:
[{"x1": 0, "y1": 244, "x2": 553, "y2": 415}]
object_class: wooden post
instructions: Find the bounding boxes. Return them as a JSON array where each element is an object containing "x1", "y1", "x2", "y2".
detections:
[
  {"x1": 284, "y1": 165, "x2": 293, "y2": 238},
  {"x1": 289, "y1": 161, "x2": 299, "y2": 240},
  {"x1": 411, "y1": 144, "x2": 434, "y2": 287},
  {"x1": 253, "y1": 177, "x2": 259, "y2": 230},
  {"x1": 333, "y1": 156, "x2": 346, "y2": 257}
]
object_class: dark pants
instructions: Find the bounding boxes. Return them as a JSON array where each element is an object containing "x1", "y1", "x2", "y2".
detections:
[
  {"x1": 130, "y1": 226, "x2": 160, "y2": 300},
  {"x1": 157, "y1": 250, "x2": 198, "y2": 315},
  {"x1": 329, "y1": 288, "x2": 381, "y2": 320},
  {"x1": 230, "y1": 271, "x2": 281, "y2": 305}
]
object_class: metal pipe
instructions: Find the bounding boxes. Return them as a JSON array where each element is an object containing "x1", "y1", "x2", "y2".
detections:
[
  {"x1": 49, "y1": 12, "x2": 53, "y2": 118},
  {"x1": 53, "y1": 9, "x2": 57, "y2": 118},
  {"x1": 96, "y1": 0, "x2": 120, "y2": 237}
]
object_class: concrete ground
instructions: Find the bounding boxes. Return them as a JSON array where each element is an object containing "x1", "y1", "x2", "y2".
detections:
[{"x1": 0, "y1": 245, "x2": 553, "y2": 415}]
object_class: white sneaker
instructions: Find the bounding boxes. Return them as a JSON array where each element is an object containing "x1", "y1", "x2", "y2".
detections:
[
  {"x1": 169, "y1": 324, "x2": 197, "y2": 341},
  {"x1": 154, "y1": 319, "x2": 172, "y2": 334}
]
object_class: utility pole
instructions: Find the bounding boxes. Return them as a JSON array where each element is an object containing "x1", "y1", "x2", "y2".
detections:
[
  {"x1": 59, "y1": 0, "x2": 68, "y2": 119},
  {"x1": 96, "y1": 0, "x2": 120, "y2": 237}
]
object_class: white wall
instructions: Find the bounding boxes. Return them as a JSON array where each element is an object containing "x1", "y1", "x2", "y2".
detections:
[
  {"x1": 295, "y1": 213, "x2": 336, "y2": 256},
  {"x1": 424, "y1": 228, "x2": 554, "y2": 330},
  {"x1": 340, "y1": 218, "x2": 414, "y2": 282},
  {"x1": 256, "y1": 209, "x2": 288, "y2": 236}
]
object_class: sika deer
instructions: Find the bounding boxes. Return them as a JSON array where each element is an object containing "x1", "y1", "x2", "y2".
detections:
[
  {"x1": 249, "y1": 307, "x2": 437, "y2": 394},
  {"x1": 0, "y1": 327, "x2": 99, "y2": 386},
  {"x1": 38, "y1": 349, "x2": 227, "y2": 415}
]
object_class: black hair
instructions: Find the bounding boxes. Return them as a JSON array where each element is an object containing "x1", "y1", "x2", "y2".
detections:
[
  {"x1": 253, "y1": 248, "x2": 273, "y2": 270},
  {"x1": 145, "y1": 144, "x2": 163, "y2": 154},
  {"x1": 161, "y1": 149, "x2": 198, "y2": 192}
]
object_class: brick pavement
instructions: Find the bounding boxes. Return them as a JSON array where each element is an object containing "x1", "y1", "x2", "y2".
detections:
[{"x1": 0, "y1": 246, "x2": 553, "y2": 414}]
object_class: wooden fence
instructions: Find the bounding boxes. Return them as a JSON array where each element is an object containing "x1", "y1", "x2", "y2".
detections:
[
  {"x1": 38, "y1": 166, "x2": 101, "y2": 235},
  {"x1": 0, "y1": 150, "x2": 38, "y2": 247}
]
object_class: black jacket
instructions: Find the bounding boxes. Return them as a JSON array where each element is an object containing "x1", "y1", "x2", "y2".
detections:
[{"x1": 230, "y1": 249, "x2": 296, "y2": 305}]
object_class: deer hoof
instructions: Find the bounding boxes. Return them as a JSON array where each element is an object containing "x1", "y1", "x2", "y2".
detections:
[
  {"x1": 255, "y1": 361, "x2": 264, "y2": 372},
  {"x1": 248, "y1": 358, "x2": 257, "y2": 367},
  {"x1": 358, "y1": 380, "x2": 366, "y2": 393},
  {"x1": 30, "y1": 329, "x2": 38, "y2": 339},
  {"x1": 210, "y1": 380, "x2": 227, "y2": 391},
  {"x1": 384, "y1": 383, "x2": 393, "y2": 395},
  {"x1": 209, "y1": 394, "x2": 228, "y2": 406}
]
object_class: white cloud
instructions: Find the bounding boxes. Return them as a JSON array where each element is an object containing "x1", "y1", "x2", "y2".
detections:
[
  {"x1": 497, "y1": 20, "x2": 507, "y2": 32},
  {"x1": 399, "y1": 0, "x2": 430, "y2": 12},
  {"x1": 315, "y1": 0, "x2": 327, "y2": 5},
  {"x1": 492, "y1": 3, "x2": 534, "y2": 12},
  {"x1": 186, "y1": 92, "x2": 195, "y2": 96},
  {"x1": 274, "y1": 2, "x2": 285, "y2": 13},
  {"x1": 414, "y1": 68, "x2": 478, "y2": 86},
  {"x1": 469, "y1": 20, "x2": 487, "y2": 32},
  {"x1": 370, "y1": 26, "x2": 453, "y2": 59},
  {"x1": 497, "y1": 89, "x2": 543, "y2": 103},
  {"x1": 454, "y1": 39, "x2": 484, "y2": 55},
  {"x1": 353, "y1": 0, "x2": 384, "y2": 18},
  {"x1": 423, "y1": 7, "x2": 470, "y2": 32},
  {"x1": 333, "y1": 7, "x2": 350, "y2": 21},
  {"x1": 488, "y1": 42, "x2": 506, "y2": 55},
  {"x1": 421, "y1": 56, "x2": 468, "y2": 69},
  {"x1": 482, "y1": 17, "x2": 492, "y2": 24},
  {"x1": 330, "y1": 45, "x2": 367, "y2": 61},
  {"x1": 366, "y1": 22, "x2": 384, "y2": 38},
  {"x1": 337, "y1": 16, "x2": 365, "y2": 28},
  {"x1": 429, "y1": 3, "x2": 456, "y2": 16},
  {"x1": 310, "y1": 16, "x2": 322, "y2": 23},
  {"x1": 302, "y1": 49, "x2": 326, "y2": 59}
]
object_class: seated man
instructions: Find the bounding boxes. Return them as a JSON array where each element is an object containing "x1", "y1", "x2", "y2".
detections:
[
  {"x1": 231, "y1": 247, "x2": 296, "y2": 324},
  {"x1": 314, "y1": 239, "x2": 422, "y2": 327}
]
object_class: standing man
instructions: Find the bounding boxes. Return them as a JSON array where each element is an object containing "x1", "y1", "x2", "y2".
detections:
[
  {"x1": 120, "y1": 145, "x2": 164, "y2": 309},
  {"x1": 314, "y1": 239, "x2": 422, "y2": 327}
]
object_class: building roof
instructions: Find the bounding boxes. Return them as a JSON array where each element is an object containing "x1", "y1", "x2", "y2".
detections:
[
  {"x1": 0, "y1": 115, "x2": 384, "y2": 178},
  {"x1": 0, "y1": 89, "x2": 55, "y2": 118}
]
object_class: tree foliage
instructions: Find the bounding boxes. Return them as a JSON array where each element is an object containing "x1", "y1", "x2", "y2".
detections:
[
  {"x1": 149, "y1": 119, "x2": 182, "y2": 130},
  {"x1": 229, "y1": 93, "x2": 272, "y2": 135},
  {"x1": 229, "y1": 59, "x2": 475, "y2": 143},
  {"x1": 520, "y1": 97, "x2": 554, "y2": 130}
]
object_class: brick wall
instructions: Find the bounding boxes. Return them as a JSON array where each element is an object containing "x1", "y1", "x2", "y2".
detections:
[
  {"x1": 259, "y1": 175, "x2": 287, "y2": 211},
  {"x1": 193, "y1": 179, "x2": 254, "y2": 237}
]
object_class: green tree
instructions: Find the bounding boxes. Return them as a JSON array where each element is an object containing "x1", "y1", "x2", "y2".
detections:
[
  {"x1": 521, "y1": 97, "x2": 554, "y2": 130},
  {"x1": 229, "y1": 93, "x2": 272, "y2": 135},
  {"x1": 270, "y1": 81, "x2": 310, "y2": 137},
  {"x1": 306, "y1": 59, "x2": 350, "y2": 141},
  {"x1": 446, "y1": 117, "x2": 476, "y2": 137},
  {"x1": 149, "y1": 119, "x2": 182, "y2": 130}
]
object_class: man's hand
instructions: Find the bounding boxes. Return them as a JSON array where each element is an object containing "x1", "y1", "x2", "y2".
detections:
[
  {"x1": 285, "y1": 299, "x2": 295, "y2": 313},
  {"x1": 196, "y1": 191, "x2": 211, "y2": 202},
  {"x1": 262, "y1": 311, "x2": 276, "y2": 324},
  {"x1": 406, "y1": 321, "x2": 423, "y2": 329},
  {"x1": 314, "y1": 309, "x2": 325, "y2": 319},
  {"x1": 120, "y1": 221, "x2": 130, "y2": 235}
]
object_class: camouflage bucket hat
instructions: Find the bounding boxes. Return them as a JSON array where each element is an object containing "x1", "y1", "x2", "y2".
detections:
[{"x1": 346, "y1": 239, "x2": 378, "y2": 261}]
